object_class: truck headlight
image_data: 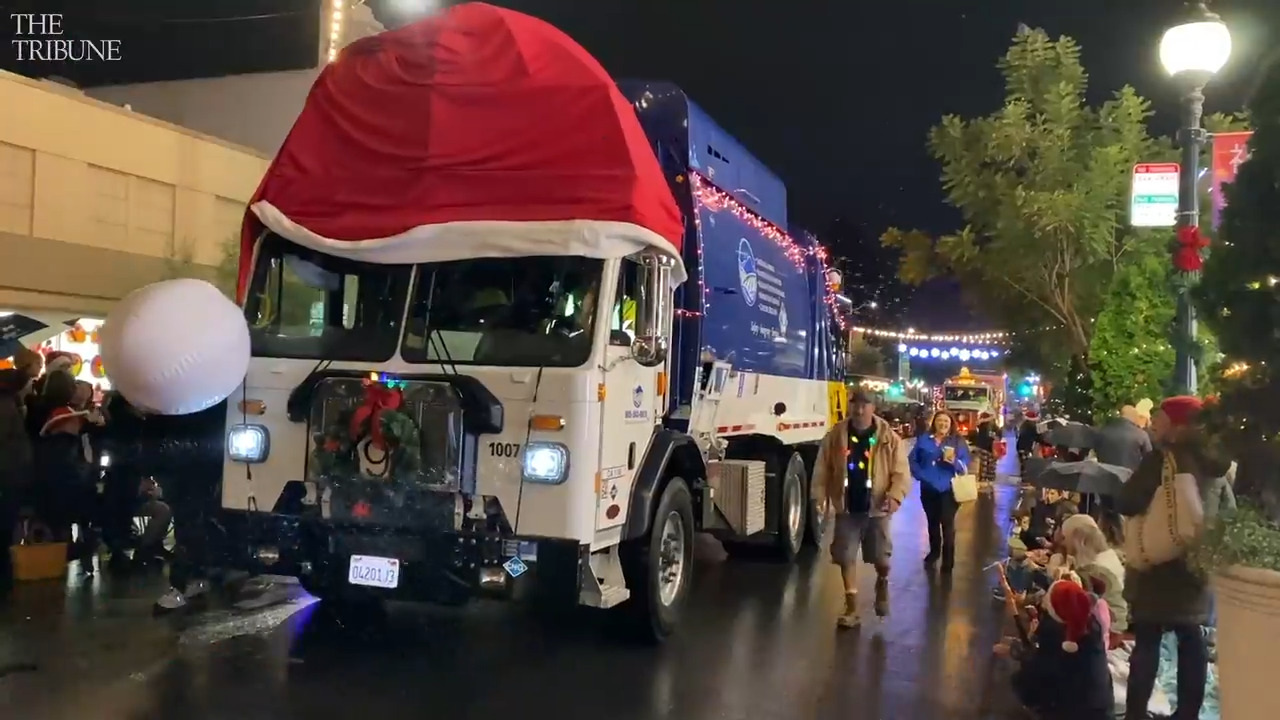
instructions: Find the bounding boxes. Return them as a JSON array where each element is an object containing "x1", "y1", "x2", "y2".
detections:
[
  {"x1": 228, "y1": 424, "x2": 270, "y2": 463},
  {"x1": 522, "y1": 442, "x2": 569, "y2": 485}
]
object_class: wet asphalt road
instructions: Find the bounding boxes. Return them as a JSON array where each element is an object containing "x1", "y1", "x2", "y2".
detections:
[{"x1": 2, "y1": 471, "x2": 1028, "y2": 719}]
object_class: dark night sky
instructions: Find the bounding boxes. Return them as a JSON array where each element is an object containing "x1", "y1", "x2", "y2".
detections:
[{"x1": 4, "y1": 0, "x2": 1278, "y2": 329}]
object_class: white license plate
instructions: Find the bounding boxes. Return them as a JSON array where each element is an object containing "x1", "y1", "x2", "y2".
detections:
[{"x1": 347, "y1": 555, "x2": 400, "y2": 589}]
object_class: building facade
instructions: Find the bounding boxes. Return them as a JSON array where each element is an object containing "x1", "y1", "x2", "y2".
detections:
[{"x1": 0, "y1": 71, "x2": 269, "y2": 317}]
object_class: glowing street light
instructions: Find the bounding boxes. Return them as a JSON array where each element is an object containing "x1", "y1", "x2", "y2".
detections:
[
  {"x1": 1159, "y1": 2, "x2": 1232, "y2": 395},
  {"x1": 1159, "y1": 10, "x2": 1232, "y2": 79}
]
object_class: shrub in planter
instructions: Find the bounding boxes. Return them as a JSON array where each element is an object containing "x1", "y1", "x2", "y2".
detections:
[{"x1": 1191, "y1": 56, "x2": 1280, "y2": 720}]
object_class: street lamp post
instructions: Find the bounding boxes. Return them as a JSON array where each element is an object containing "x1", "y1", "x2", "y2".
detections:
[{"x1": 1159, "y1": 2, "x2": 1232, "y2": 395}]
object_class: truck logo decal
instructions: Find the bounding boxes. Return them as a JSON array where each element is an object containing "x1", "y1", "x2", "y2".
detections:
[
  {"x1": 625, "y1": 384, "x2": 649, "y2": 423},
  {"x1": 737, "y1": 238, "x2": 758, "y2": 307}
]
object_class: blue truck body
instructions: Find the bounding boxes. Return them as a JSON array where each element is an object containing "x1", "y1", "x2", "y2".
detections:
[{"x1": 617, "y1": 81, "x2": 842, "y2": 418}]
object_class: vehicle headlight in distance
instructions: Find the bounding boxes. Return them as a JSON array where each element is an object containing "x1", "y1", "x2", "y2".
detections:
[
  {"x1": 228, "y1": 424, "x2": 270, "y2": 463},
  {"x1": 522, "y1": 442, "x2": 569, "y2": 484}
]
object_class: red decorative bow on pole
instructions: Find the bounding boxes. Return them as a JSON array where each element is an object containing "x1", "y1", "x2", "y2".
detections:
[
  {"x1": 349, "y1": 384, "x2": 403, "y2": 451},
  {"x1": 1174, "y1": 226, "x2": 1210, "y2": 273}
]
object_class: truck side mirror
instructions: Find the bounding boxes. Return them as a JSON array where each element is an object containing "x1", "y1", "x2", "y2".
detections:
[
  {"x1": 631, "y1": 335, "x2": 668, "y2": 368},
  {"x1": 630, "y1": 253, "x2": 673, "y2": 368}
]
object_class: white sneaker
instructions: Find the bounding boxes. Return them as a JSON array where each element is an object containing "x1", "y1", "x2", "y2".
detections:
[
  {"x1": 154, "y1": 579, "x2": 210, "y2": 613},
  {"x1": 186, "y1": 579, "x2": 210, "y2": 599},
  {"x1": 154, "y1": 587, "x2": 187, "y2": 611}
]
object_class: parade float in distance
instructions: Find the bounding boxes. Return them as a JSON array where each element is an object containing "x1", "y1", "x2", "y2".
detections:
[
  {"x1": 98, "y1": 3, "x2": 848, "y2": 642},
  {"x1": 940, "y1": 367, "x2": 1008, "y2": 434}
]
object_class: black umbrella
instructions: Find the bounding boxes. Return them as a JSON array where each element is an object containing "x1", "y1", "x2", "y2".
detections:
[
  {"x1": 1044, "y1": 422, "x2": 1097, "y2": 450},
  {"x1": 1033, "y1": 460, "x2": 1133, "y2": 497},
  {"x1": 0, "y1": 313, "x2": 76, "y2": 358}
]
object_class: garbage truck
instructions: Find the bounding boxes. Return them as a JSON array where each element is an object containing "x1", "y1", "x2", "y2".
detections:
[{"x1": 98, "y1": 4, "x2": 845, "y2": 642}]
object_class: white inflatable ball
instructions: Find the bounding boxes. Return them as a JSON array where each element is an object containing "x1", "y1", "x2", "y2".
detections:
[{"x1": 101, "y1": 278, "x2": 250, "y2": 416}]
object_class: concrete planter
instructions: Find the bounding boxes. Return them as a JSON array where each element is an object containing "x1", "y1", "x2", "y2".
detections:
[{"x1": 1214, "y1": 565, "x2": 1280, "y2": 720}]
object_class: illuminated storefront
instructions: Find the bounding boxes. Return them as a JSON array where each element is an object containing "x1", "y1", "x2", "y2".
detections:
[{"x1": 0, "y1": 313, "x2": 109, "y2": 393}]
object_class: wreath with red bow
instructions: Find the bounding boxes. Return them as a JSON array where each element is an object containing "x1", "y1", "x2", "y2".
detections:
[
  {"x1": 310, "y1": 379, "x2": 422, "y2": 484},
  {"x1": 1173, "y1": 226, "x2": 1211, "y2": 273}
]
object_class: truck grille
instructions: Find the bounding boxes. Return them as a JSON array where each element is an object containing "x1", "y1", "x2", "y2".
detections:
[{"x1": 307, "y1": 377, "x2": 464, "y2": 527}]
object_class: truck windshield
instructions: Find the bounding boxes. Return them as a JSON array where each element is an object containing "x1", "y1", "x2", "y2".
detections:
[
  {"x1": 401, "y1": 256, "x2": 604, "y2": 367},
  {"x1": 944, "y1": 386, "x2": 989, "y2": 403},
  {"x1": 244, "y1": 235, "x2": 412, "y2": 361}
]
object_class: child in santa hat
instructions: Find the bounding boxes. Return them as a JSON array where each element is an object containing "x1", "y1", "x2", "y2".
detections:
[{"x1": 1008, "y1": 576, "x2": 1114, "y2": 719}]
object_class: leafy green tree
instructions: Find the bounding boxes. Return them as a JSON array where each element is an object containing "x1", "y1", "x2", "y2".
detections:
[
  {"x1": 1088, "y1": 255, "x2": 1175, "y2": 419},
  {"x1": 882, "y1": 28, "x2": 1167, "y2": 361},
  {"x1": 1195, "y1": 57, "x2": 1280, "y2": 530},
  {"x1": 881, "y1": 29, "x2": 1247, "y2": 391}
]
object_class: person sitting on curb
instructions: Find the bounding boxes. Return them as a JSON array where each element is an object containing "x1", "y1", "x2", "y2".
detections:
[{"x1": 811, "y1": 390, "x2": 911, "y2": 629}]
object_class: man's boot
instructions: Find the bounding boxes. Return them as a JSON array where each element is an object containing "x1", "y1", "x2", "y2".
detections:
[
  {"x1": 873, "y1": 573, "x2": 890, "y2": 618},
  {"x1": 941, "y1": 543, "x2": 955, "y2": 573},
  {"x1": 837, "y1": 592, "x2": 861, "y2": 628}
]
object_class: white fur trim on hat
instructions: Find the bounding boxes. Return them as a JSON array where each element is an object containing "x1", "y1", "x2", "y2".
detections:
[
  {"x1": 40, "y1": 406, "x2": 89, "y2": 436},
  {"x1": 1062, "y1": 640, "x2": 1079, "y2": 653},
  {"x1": 45, "y1": 354, "x2": 74, "y2": 373}
]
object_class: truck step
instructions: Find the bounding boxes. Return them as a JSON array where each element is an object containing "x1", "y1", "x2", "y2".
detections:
[{"x1": 582, "y1": 583, "x2": 630, "y2": 609}]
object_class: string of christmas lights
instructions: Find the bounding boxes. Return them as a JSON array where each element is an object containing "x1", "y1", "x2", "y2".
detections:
[
  {"x1": 689, "y1": 173, "x2": 847, "y2": 330},
  {"x1": 900, "y1": 345, "x2": 1009, "y2": 361},
  {"x1": 852, "y1": 326, "x2": 1011, "y2": 344},
  {"x1": 326, "y1": 0, "x2": 344, "y2": 62}
]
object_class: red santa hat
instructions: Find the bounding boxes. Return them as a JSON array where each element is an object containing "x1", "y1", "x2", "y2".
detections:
[
  {"x1": 40, "y1": 405, "x2": 89, "y2": 436},
  {"x1": 43, "y1": 351, "x2": 77, "y2": 374},
  {"x1": 1160, "y1": 395, "x2": 1203, "y2": 427},
  {"x1": 1042, "y1": 578, "x2": 1093, "y2": 653}
]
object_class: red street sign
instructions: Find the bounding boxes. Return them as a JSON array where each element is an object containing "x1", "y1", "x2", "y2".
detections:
[{"x1": 1134, "y1": 162, "x2": 1179, "y2": 174}]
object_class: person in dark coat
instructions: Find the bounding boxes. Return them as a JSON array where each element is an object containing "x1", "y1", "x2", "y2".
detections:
[
  {"x1": 1117, "y1": 396, "x2": 1229, "y2": 720},
  {"x1": 0, "y1": 348, "x2": 40, "y2": 590},
  {"x1": 1009, "y1": 578, "x2": 1114, "y2": 720},
  {"x1": 25, "y1": 367, "x2": 77, "y2": 440},
  {"x1": 1094, "y1": 405, "x2": 1153, "y2": 472},
  {"x1": 973, "y1": 416, "x2": 998, "y2": 484},
  {"x1": 33, "y1": 404, "x2": 99, "y2": 572}
]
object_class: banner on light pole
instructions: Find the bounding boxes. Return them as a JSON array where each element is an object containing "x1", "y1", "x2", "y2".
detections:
[{"x1": 1211, "y1": 131, "x2": 1252, "y2": 228}]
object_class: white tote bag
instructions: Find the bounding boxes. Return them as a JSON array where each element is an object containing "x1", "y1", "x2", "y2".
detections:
[
  {"x1": 951, "y1": 473, "x2": 979, "y2": 504},
  {"x1": 1125, "y1": 451, "x2": 1205, "y2": 570}
]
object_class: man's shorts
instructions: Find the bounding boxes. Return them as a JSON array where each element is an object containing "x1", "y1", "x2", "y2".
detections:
[{"x1": 831, "y1": 512, "x2": 892, "y2": 567}]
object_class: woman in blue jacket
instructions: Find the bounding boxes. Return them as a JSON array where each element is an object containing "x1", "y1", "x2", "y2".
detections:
[{"x1": 909, "y1": 411, "x2": 970, "y2": 572}]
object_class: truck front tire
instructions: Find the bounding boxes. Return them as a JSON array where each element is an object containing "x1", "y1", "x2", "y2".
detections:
[{"x1": 619, "y1": 476, "x2": 694, "y2": 643}]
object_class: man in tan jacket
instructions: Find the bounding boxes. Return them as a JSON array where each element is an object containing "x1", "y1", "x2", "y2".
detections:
[{"x1": 812, "y1": 389, "x2": 911, "y2": 628}]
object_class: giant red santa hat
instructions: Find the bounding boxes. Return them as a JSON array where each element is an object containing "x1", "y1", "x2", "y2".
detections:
[{"x1": 238, "y1": 2, "x2": 685, "y2": 302}]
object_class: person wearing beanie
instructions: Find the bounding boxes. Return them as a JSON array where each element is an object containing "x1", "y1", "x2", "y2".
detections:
[
  {"x1": 1008, "y1": 578, "x2": 1114, "y2": 719},
  {"x1": 1096, "y1": 404, "x2": 1153, "y2": 473},
  {"x1": 1116, "y1": 394, "x2": 1233, "y2": 720}
]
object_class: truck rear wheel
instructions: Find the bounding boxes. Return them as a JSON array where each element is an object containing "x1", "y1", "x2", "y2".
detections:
[
  {"x1": 775, "y1": 452, "x2": 807, "y2": 561},
  {"x1": 619, "y1": 477, "x2": 694, "y2": 643}
]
